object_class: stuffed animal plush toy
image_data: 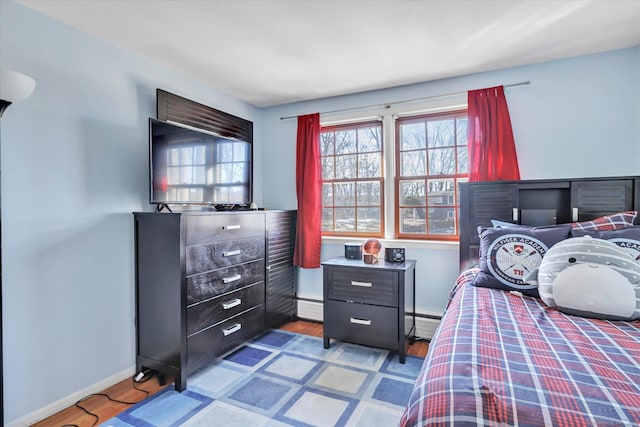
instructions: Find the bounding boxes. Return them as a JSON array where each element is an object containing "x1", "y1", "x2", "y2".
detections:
[{"x1": 525, "y1": 236, "x2": 640, "y2": 320}]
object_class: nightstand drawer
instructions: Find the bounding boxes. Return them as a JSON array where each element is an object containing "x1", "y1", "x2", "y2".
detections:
[
  {"x1": 328, "y1": 268, "x2": 397, "y2": 306},
  {"x1": 324, "y1": 300, "x2": 398, "y2": 349}
]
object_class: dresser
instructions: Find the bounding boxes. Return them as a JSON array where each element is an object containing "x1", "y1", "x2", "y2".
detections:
[
  {"x1": 322, "y1": 257, "x2": 416, "y2": 363},
  {"x1": 134, "y1": 210, "x2": 296, "y2": 391}
]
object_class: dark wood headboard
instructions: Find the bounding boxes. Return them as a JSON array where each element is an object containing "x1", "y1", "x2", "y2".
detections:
[{"x1": 459, "y1": 176, "x2": 640, "y2": 271}]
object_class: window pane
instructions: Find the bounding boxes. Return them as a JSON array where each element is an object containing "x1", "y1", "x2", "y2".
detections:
[
  {"x1": 428, "y1": 147, "x2": 456, "y2": 175},
  {"x1": 400, "y1": 208, "x2": 426, "y2": 233},
  {"x1": 322, "y1": 157, "x2": 335, "y2": 179},
  {"x1": 428, "y1": 179, "x2": 455, "y2": 206},
  {"x1": 357, "y1": 207, "x2": 381, "y2": 232},
  {"x1": 216, "y1": 164, "x2": 233, "y2": 183},
  {"x1": 456, "y1": 117, "x2": 468, "y2": 145},
  {"x1": 334, "y1": 182, "x2": 355, "y2": 206},
  {"x1": 357, "y1": 181, "x2": 380, "y2": 206},
  {"x1": 335, "y1": 208, "x2": 356, "y2": 231},
  {"x1": 321, "y1": 132, "x2": 334, "y2": 156},
  {"x1": 427, "y1": 119, "x2": 455, "y2": 147},
  {"x1": 194, "y1": 145, "x2": 206, "y2": 163},
  {"x1": 358, "y1": 152, "x2": 381, "y2": 178},
  {"x1": 429, "y1": 207, "x2": 455, "y2": 235},
  {"x1": 167, "y1": 166, "x2": 179, "y2": 185},
  {"x1": 400, "y1": 180, "x2": 425, "y2": 206},
  {"x1": 400, "y1": 122, "x2": 426, "y2": 150},
  {"x1": 335, "y1": 129, "x2": 357, "y2": 154},
  {"x1": 457, "y1": 147, "x2": 468, "y2": 174},
  {"x1": 322, "y1": 208, "x2": 334, "y2": 231},
  {"x1": 400, "y1": 151, "x2": 426, "y2": 177},
  {"x1": 358, "y1": 126, "x2": 381, "y2": 153},
  {"x1": 180, "y1": 166, "x2": 193, "y2": 184},
  {"x1": 322, "y1": 183, "x2": 333, "y2": 206},
  {"x1": 335, "y1": 154, "x2": 356, "y2": 179},
  {"x1": 193, "y1": 166, "x2": 206, "y2": 184}
]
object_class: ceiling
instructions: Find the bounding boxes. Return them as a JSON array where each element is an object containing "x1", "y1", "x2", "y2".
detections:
[{"x1": 18, "y1": 0, "x2": 640, "y2": 108}]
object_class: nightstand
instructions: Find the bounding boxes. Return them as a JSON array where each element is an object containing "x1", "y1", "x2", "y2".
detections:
[{"x1": 321, "y1": 256, "x2": 416, "y2": 363}]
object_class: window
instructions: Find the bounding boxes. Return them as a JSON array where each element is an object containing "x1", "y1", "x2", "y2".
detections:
[
  {"x1": 320, "y1": 121, "x2": 384, "y2": 237},
  {"x1": 396, "y1": 110, "x2": 468, "y2": 240}
]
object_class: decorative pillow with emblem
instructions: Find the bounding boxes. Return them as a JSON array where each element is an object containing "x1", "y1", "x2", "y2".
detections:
[
  {"x1": 571, "y1": 226, "x2": 640, "y2": 262},
  {"x1": 471, "y1": 224, "x2": 573, "y2": 297}
]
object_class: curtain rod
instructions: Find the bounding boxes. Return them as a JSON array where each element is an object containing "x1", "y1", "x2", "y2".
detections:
[{"x1": 279, "y1": 81, "x2": 530, "y2": 120}]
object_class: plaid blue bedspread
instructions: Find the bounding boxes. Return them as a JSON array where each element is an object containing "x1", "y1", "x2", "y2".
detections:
[{"x1": 400, "y1": 269, "x2": 640, "y2": 427}]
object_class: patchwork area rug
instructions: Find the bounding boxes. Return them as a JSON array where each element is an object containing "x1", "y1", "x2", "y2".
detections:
[{"x1": 101, "y1": 329, "x2": 423, "y2": 427}]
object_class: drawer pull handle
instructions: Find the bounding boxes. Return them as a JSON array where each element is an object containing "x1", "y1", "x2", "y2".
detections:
[
  {"x1": 223, "y1": 224, "x2": 241, "y2": 230},
  {"x1": 572, "y1": 207, "x2": 579, "y2": 222},
  {"x1": 223, "y1": 250, "x2": 242, "y2": 257},
  {"x1": 350, "y1": 317, "x2": 372, "y2": 326},
  {"x1": 350, "y1": 280, "x2": 372, "y2": 287},
  {"x1": 512, "y1": 208, "x2": 519, "y2": 222},
  {"x1": 222, "y1": 274, "x2": 241, "y2": 284},
  {"x1": 222, "y1": 323, "x2": 242, "y2": 336},
  {"x1": 222, "y1": 298, "x2": 241, "y2": 310}
]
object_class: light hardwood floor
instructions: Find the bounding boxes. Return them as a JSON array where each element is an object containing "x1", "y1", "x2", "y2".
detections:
[{"x1": 33, "y1": 320, "x2": 429, "y2": 427}]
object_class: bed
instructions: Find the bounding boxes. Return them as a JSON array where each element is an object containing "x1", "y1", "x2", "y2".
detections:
[{"x1": 400, "y1": 181, "x2": 640, "y2": 426}]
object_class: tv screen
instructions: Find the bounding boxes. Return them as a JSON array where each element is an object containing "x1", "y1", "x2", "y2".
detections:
[{"x1": 149, "y1": 118, "x2": 252, "y2": 206}]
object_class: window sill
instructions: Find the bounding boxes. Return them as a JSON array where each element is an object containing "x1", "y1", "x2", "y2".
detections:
[{"x1": 321, "y1": 235, "x2": 459, "y2": 250}]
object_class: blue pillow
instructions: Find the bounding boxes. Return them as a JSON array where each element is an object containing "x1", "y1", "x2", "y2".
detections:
[
  {"x1": 471, "y1": 224, "x2": 572, "y2": 297},
  {"x1": 490, "y1": 219, "x2": 517, "y2": 228}
]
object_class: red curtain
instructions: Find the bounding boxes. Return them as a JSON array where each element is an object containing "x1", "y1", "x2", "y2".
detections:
[
  {"x1": 467, "y1": 85, "x2": 520, "y2": 182},
  {"x1": 294, "y1": 113, "x2": 322, "y2": 268}
]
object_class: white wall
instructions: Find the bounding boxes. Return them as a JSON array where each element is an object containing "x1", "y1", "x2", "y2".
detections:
[
  {"x1": 260, "y1": 45, "x2": 640, "y2": 315},
  {"x1": 0, "y1": 1, "x2": 260, "y2": 424}
]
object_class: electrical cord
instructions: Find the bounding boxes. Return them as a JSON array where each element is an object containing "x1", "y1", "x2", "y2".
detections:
[{"x1": 61, "y1": 371, "x2": 154, "y2": 427}]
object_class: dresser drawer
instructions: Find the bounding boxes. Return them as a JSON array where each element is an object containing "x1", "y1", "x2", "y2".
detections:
[
  {"x1": 187, "y1": 304, "x2": 265, "y2": 365},
  {"x1": 186, "y1": 236, "x2": 265, "y2": 275},
  {"x1": 186, "y1": 213, "x2": 265, "y2": 245},
  {"x1": 187, "y1": 282, "x2": 264, "y2": 336},
  {"x1": 327, "y1": 268, "x2": 398, "y2": 307},
  {"x1": 324, "y1": 300, "x2": 398, "y2": 349},
  {"x1": 187, "y1": 260, "x2": 264, "y2": 305}
]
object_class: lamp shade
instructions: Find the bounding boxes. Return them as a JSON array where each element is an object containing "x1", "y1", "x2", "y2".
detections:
[{"x1": 0, "y1": 68, "x2": 36, "y2": 105}]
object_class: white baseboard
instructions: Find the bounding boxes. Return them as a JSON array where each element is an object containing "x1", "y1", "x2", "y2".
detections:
[
  {"x1": 296, "y1": 299, "x2": 441, "y2": 340},
  {"x1": 8, "y1": 366, "x2": 136, "y2": 427}
]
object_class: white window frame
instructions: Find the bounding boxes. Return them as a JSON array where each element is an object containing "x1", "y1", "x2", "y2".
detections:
[{"x1": 320, "y1": 93, "x2": 467, "y2": 246}]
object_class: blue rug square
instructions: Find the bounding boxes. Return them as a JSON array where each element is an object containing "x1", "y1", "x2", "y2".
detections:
[
  {"x1": 224, "y1": 346, "x2": 272, "y2": 367},
  {"x1": 229, "y1": 377, "x2": 291, "y2": 410},
  {"x1": 253, "y1": 330, "x2": 295, "y2": 348},
  {"x1": 372, "y1": 377, "x2": 414, "y2": 407}
]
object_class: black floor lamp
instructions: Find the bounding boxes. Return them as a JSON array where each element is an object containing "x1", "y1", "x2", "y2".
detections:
[{"x1": 0, "y1": 67, "x2": 36, "y2": 426}]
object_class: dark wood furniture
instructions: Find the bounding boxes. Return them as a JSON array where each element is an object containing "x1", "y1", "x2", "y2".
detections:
[
  {"x1": 459, "y1": 176, "x2": 640, "y2": 270},
  {"x1": 133, "y1": 210, "x2": 296, "y2": 391},
  {"x1": 322, "y1": 257, "x2": 416, "y2": 363}
]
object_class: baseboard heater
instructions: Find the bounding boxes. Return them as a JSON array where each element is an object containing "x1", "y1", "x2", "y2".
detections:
[{"x1": 296, "y1": 298, "x2": 442, "y2": 340}]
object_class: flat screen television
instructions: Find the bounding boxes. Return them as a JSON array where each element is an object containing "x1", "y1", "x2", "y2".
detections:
[{"x1": 149, "y1": 118, "x2": 252, "y2": 207}]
